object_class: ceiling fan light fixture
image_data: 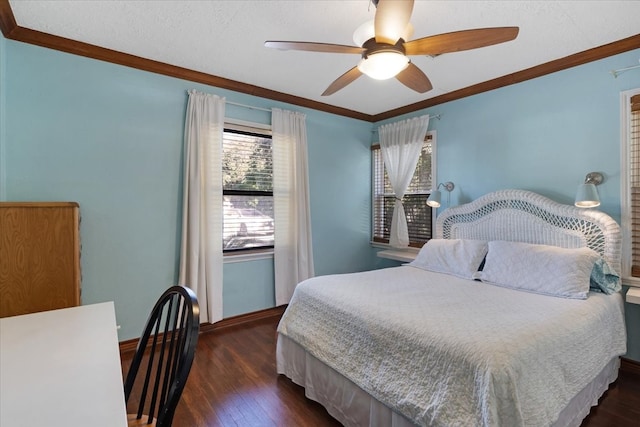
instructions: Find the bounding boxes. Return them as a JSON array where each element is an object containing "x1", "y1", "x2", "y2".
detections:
[
  {"x1": 266, "y1": 0, "x2": 519, "y2": 96},
  {"x1": 357, "y1": 51, "x2": 409, "y2": 80}
]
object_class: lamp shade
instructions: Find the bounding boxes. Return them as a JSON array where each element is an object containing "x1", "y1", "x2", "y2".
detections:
[
  {"x1": 427, "y1": 190, "x2": 442, "y2": 208},
  {"x1": 575, "y1": 183, "x2": 601, "y2": 208}
]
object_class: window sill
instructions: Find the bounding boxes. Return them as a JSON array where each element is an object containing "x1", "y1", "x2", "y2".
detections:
[
  {"x1": 223, "y1": 249, "x2": 274, "y2": 264},
  {"x1": 376, "y1": 248, "x2": 418, "y2": 263},
  {"x1": 622, "y1": 276, "x2": 640, "y2": 288},
  {"x1": 370, "y1": 241, "x2": 422, "y2": 250},
  {"x1": 627, "y1": 287, "x2": 640, "y2": 305}
]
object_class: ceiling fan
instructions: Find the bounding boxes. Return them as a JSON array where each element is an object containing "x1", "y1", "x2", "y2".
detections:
[{"x1": 264, "y1": 0, "x2": 519, "y2": 96}]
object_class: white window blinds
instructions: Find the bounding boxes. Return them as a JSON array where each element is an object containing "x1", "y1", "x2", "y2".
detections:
[
  {"x1": 222, "y1": 129, "x2": 274, "y2": 251},
  {"x1": 630, "y1": 94, "x2": 640, "y2": 277}
]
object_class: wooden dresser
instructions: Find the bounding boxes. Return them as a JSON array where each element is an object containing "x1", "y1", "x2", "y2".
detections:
[{"x1": 0, "y1": 202, "x2": 81, "y2": 317}]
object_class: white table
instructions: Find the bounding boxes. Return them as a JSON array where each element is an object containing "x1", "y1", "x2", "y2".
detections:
[{"x1": 0, "y1": 302, "x2": 127, "y2": 426}]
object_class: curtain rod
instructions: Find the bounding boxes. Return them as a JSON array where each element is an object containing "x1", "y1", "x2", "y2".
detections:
[
  {"x1": 224, "y1": 101, "x2": 442, "y2": 119},
  {"x1": 610, "y1": 59, "x2": 640, "y2": 78},
  {"x1": 370, "y1": 113, "x2": 442, "y2": 133},
  {"x1": 188, "y1": 90, "x2": 442, "y2": 119},
  {"x1": 226, "y1": 100, "x2": 272, "y2": 113},
  {"x1": 186, "y1": 90, "x2": 272, "y2": 113}
]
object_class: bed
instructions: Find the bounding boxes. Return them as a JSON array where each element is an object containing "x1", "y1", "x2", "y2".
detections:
[{"x1": 276, "y1": 189, "x2": 627, "y2": 427}]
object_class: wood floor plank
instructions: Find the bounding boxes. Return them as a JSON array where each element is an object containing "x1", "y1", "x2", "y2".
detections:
[{"x1": 121, "y1": 316, "x2": 640, "y2": 426}]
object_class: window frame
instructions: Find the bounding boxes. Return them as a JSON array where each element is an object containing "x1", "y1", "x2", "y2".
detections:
[
  {"x1": 620, "y1": 88, "x2": 640, "y2": 287},
  {"x1": 371, "y1": 131, "x2": 437, "y2": 248},
  {"x1": 222, "y1": 122, "x2": 275, "y2": 256}
]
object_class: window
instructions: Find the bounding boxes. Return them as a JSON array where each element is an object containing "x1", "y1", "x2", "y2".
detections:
[
  {"x1": 222, "y1": 126, "x2": 274, "y2": 252},
  {"x1": 622, "y1": 89, "x2": 640, "y2": 283},
  {"x1": 372, "y1": 132, "x2": 434, "y2": 248}
]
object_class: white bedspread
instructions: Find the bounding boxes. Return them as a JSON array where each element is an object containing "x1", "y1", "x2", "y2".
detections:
[{"x1": 277, "y1": 266, "x2": 627, "y2": 427}]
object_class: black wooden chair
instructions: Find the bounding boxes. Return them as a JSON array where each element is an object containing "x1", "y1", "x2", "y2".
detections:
[{"x1": 124, "y1": 286, "x2": 200, "y2": 426}]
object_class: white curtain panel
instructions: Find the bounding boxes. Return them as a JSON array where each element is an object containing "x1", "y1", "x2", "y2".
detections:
[
  {"x1": 178, "y1": 90, "x2": 225, "y2": 324},
  {"x1": 378, "y1": 115, "x2": 430, "y2": 248},
  {"x1": 272, "y1": 108, "x2": 315, "y2": 305}
]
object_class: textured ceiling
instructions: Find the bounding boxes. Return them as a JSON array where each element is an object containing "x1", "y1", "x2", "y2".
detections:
[{"x1": 8, "y1": 0, "x2": 640, "y2": 116}]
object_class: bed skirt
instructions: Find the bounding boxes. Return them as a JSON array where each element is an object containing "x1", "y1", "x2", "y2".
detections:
[{"x1": 276, "y1": 334, "x2": 620, "y2": 427}]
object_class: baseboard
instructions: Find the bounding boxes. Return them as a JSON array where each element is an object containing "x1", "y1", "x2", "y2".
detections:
[
  {"x1": 119, "y1": 305, "x2": 287, "y2": 354},
  {"x1": 199, "y1": 305, "x2": 287, "y2": 334},
  {"x1": 621, "y1": 356, "x2": 640, "y2": 376}
]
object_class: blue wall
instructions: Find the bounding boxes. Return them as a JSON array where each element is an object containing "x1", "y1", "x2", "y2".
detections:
[
  {"x1": 0, "y1": 38, "x2": 376, "y2": 340},
  {"x1": 1, "y1": 34, "x2": 639, "y2": 361},
  {"x1": 375, "y1": 49, "x2": 640, "y2": 361},
  {"x1": 0, "y1": 34, "x2": 6, "y2": 200},
  {"x1": 378, "y1": 50, "x2": 640, "y2": 214}
]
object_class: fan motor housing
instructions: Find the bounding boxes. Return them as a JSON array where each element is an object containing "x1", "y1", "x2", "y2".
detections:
[{"x1": 361, "y1": 38, "x2": 406, "y2": 59}]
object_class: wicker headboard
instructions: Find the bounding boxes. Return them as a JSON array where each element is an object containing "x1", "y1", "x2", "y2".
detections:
[{"x1": 435, "y1": 189, "x2": 622, "y2": 274}]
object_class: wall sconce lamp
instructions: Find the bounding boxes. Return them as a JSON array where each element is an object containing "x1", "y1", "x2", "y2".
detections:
[
  {"x1": 427, "y1": 182, "x2": 455, "y2": 208},
  {"x1": 574, "y1": 172, "x2": 603, "y2": 208}
]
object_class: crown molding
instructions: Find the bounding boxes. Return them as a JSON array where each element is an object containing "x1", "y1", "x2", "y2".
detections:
[
  {"x1": 1, "y1": 0, "x2": 638, "y2": 123},
  {"x1": 0, "y1": 0, "x2": 16, "y2": 38},
  {"x1": 372, "y1": 33, "x2": 640, "y2": 122}
]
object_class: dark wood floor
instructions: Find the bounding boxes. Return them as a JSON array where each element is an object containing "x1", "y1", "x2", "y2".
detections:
[{"x1": 121, "y1": 316, "x2": 640, "y2": 427}]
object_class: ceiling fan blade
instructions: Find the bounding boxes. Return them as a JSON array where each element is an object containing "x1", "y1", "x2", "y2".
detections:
[
  {"x1": 403, "y1": 27, "x2": 519, "y2": 56},
  {"x1": 374, "y1": 0, "x2": 414, "y2": 45},
  {"x1": 395, "y1": 63, "x2": 433, "y2": 93},
  {"x1": 264, "y1": 41, "x2": 365, "y2": 54},
  {"x1": 322, "y1": 67, "x2": 363, "y2": 96}
]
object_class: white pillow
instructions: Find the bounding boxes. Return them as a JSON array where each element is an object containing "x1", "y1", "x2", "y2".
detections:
[
  {"x1": 408, "y1": 239, "x2": 488, "y2": 279},
  {"x1": 477, "y1": 241, "x2": 600, "y2": 299}
]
